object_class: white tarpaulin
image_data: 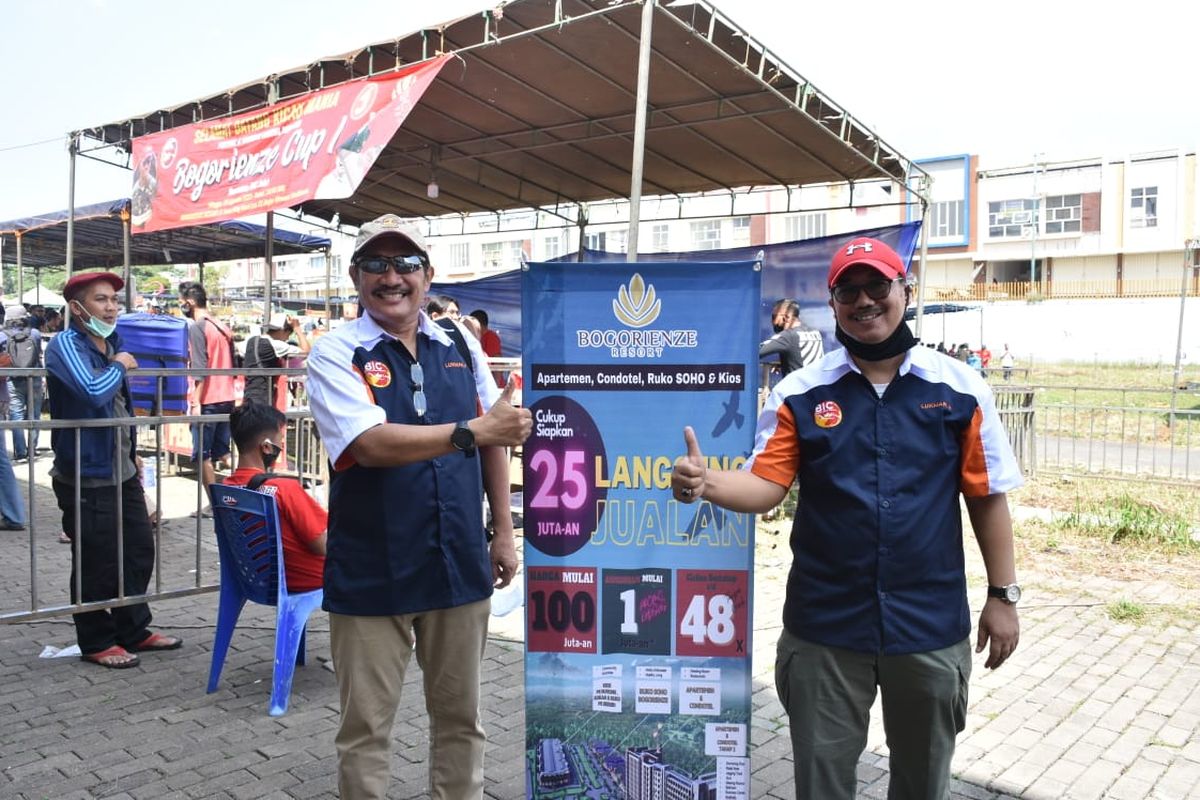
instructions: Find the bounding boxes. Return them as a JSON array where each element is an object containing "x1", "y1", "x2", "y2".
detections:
[{"x1": 21, "y1": 285, "x2": 66, "y2": 308}]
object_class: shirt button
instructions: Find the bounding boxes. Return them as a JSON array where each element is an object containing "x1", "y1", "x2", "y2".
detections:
[
  {"x1": 877, "y1": 448, "x2": 887, "y2": 458},
  {"x1": 879, "y1": 591, "x2": 888, "y2": 600},
  {"x1": 881, "y1": 499, "x2": 891, "y2": 508}
]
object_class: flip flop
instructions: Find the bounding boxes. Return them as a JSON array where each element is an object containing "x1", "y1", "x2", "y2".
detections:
[
  {"x1": 81, "y1": 645, "x2": 140, "y2": 669},
  {"x1": 129, "y1": 632, "x2": 183, "y2": 652}
]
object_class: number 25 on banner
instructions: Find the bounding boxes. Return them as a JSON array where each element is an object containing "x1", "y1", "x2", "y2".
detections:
[
  {"x1": 675, "y1": 570, "x2": 749, "y2": 657},
  {"x1": 528, "y1": 450, "x2": 586, "y2": 510}
]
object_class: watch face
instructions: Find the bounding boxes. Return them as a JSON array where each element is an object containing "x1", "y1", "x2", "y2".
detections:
[
  {"x1": 1005, "y1": 584, "x2": 1022, "y2": 603},
  {"x1": 452, "y1": 423, "x2": 475, "y2": 451}
]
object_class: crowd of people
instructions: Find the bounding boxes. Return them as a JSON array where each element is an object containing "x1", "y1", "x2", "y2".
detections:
[{"x1": 8, "y1": 226, "x2": 1025, "y2": 800}]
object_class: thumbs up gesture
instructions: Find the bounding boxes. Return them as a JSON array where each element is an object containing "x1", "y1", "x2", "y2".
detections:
[
  {"x1": 476, "y1": 374, "x2": 533, "y2": 447},
  {"x1": 671, "y1": 426, "x2": 707, "y2": 503}
]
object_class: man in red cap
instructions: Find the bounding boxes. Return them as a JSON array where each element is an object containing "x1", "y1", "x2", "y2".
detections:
[
  {"x1": 45, "y1": 271, "x2": 181, "y2": 669},
  {"x1": 672, "y1": 237, "x2": 1022, "y2": 799}
]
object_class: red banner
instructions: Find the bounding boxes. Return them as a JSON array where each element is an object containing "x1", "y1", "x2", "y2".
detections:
[{"x1": 130, "y1": 55, "x2": 449, "y2": 234}]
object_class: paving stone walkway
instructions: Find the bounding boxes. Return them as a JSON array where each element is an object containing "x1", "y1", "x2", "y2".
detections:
[{"x1": 1, "y1": 456, "x2": 1197, "y2": 799}]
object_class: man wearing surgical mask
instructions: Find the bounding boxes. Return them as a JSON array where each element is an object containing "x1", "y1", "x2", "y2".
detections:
[
  {"x1": 224, "y1": 400, "x2": 326, "y2": 592},
  {"x1": 45, "y1": 271, "x2": 182, "y2": 669}
]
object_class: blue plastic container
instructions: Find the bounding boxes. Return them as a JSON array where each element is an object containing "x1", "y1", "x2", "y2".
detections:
[{"x1": 115, "y1": 312, "x2": 190, "y2": 415}]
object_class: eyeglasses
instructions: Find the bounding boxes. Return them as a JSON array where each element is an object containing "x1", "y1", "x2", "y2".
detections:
[
  {"x1": 830, "y1": 278, "x2": 900, "y2": 305},
  {"x1": 410, "y1": 363, "x2": 427, "y2": 417},
  {"x1": 353, "y1": 254, "x2": 429, "y2": 275}
]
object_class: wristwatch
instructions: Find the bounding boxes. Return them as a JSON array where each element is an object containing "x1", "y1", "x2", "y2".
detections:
[
  {"x1": 450, "y1": 420, "x2": 476, "y2": 457},
  {"x1": 988, "y1": 583, "x2": 1022, "y2": 605}
]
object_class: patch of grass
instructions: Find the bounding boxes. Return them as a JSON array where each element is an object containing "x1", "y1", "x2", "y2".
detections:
[
  {"x1": 1106, "y1": 599, "x2": 1147, "y2": 623},
  {"x1": 1056, "y1": 493, "x2": 1197, "y2": 551}
]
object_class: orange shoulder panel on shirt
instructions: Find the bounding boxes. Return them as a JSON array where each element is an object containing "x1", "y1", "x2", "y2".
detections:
[
  {"x1": 959, "y1": 406, "x2": 990, "y2": 496},
  {"x1": 750, "y1": 403, "x2": 801, "y2": 489}
]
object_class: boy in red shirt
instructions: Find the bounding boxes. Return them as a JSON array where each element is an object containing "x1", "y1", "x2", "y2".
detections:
[{"x1": 226, "y1": 402, "x2": 326, "y2": 591}]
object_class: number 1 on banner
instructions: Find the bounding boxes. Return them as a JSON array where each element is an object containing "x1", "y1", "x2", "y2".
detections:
[{"x1": 529, "y1": 449, "x2": 587, "y2": 509}]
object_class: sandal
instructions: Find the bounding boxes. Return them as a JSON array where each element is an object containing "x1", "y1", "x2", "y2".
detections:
[
  {"x1": 129, "y1": 632, "x2": 183, "y2": 652},
  {"x1": 81, "y1": 645, "x2": 140, "y2": 669}
]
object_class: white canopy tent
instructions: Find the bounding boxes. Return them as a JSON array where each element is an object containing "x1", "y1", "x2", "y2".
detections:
[{"x1": 20, "y1": 285, "x2": 67, "y2": 308}]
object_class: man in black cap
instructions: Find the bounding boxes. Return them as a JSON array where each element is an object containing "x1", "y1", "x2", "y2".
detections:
[{"x1": 45, "y1": 271, "x2": 181, "y2": 669}]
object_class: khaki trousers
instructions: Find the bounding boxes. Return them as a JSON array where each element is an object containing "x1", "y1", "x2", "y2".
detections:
[{"x1": 330, "y1": 598, "x2": 491, "y2": 800}]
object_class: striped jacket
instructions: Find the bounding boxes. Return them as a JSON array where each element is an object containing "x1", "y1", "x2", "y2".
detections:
[{"x1": 45, "y1": 325, "x2": 134, "y2": 481}]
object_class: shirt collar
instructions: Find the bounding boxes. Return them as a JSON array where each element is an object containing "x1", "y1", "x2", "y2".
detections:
[
  {"x1": 829, "y1": 344, "x2": 915, "y2": 378},
  {"x1": 352, "y1": 309, "x2": 452, "y2": 348}
]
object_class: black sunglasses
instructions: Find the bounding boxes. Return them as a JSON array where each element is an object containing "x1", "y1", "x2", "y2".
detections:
[
  {"x1": 831, "y1": 277, "x2": 900, "y2": 305},
  {"x1": 353, "y1": 254, "x2": 429, "y2": 275}
]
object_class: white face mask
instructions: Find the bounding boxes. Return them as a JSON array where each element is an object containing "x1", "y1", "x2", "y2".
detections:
[{"x1": 73, "y1": 301, "x2": 116, "y2": 339}]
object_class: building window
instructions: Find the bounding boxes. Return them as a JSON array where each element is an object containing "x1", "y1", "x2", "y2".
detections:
[
  {"x1": 584, "y1": 231, "x2": 606, "y2": 251},
  {"x1": 481, "y1": 243, "x2": 504, "y2": 270},
  {"x1": 1043, "y1": 194, "x2": 1082, "y2": 234},
  {"x1": 690, "y1": 220, "x2": 722, "y2": 251},
  {"x1": 783, "y1": 213, "x2": 826, "y2": 241},
  {"x1": 1131, "y1": 186, "x2": 1158, "y2": 228},
  {"x1": 929, "y1": 200, "x2": 964, "y2": 238},
  {"x1": 610, "y1": 229, "x2": 628, "y2": 254},
  {"x1": 731, "y1": 216, "x2": 751, "y2": 247},
  {"x1": 987, "y1": 199, "x2": 1037, "y2": 238},
  {"x1": 651, "y1": 224, "x2": 670, "y2": 252},
  {"x1": 481, "y1": 240, "x2": 523, "y2": 270},
  {"x1": 543, "y1": 234, "x2": 562, "y2": 260},
  {"x1": 448, "y1": 243, "x2": 470, "y2": 269}
]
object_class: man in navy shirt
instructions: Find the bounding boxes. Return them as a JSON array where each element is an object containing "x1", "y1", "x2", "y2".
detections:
[
  {"x1": 307, "y1": 215, "x2": 531, "y2": 800},
  {"x1": 673, "y1": 237, "x2": 1022, "y2": 800}
]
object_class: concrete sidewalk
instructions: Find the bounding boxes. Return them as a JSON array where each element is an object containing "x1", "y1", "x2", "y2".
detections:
[{"x1": 1, "y1": 457, "x2": 1197, "y2": 799}]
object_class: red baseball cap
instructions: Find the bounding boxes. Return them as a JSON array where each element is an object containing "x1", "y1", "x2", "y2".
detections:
[
  {"x1": 827, "y1": 237, "x2": 906, "y2": 288},
  {"x1": 63, "y1": 271, "x2": 125, "y2": 302}
]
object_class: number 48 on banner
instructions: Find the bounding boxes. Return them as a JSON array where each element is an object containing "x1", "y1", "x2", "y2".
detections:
[{"x1": 675, "y1": 570, "x2": 749, "y2": 657}]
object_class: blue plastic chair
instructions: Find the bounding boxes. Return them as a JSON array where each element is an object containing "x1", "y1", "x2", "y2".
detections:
[{"x1": 207, "y1": 484, "x2": 324, "y2": 716}]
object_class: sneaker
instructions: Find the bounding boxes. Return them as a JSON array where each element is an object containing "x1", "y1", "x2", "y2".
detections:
[
  {"x1": 0, "y1": 518, "x2": 25, "y2": 531},
  {"x1": 189, "y1": 505, "x2": 213, "y2": 519}
]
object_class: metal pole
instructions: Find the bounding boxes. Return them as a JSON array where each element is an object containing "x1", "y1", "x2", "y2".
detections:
[
  {"x1": 912, "y1": 174, "x2": 932, "y2": 341},
  {"x1": 16, "y1": 233, "x2": 23, "y2": 298},
  {"x1": 576, "y1": 205, "x2": 588, "y2": 263},
  {"x1": 1029, "y1": 153, "x2": 1041, "y2": 293},
  {"x1": 625, "y1": 0, "x2": 656, "y2": 262},
  {"x1": 1172, "y1": 241, "x2": 1198, "y2": 392},
  {"x1": 324, "y1": 246, "x2": 332, "y2": 324},
  {"x1": 122, "y1": 207, "x2": 133, "y2": 310},
  {"x1": 66, "y1": 133, "x2": 78, "y2": 279},
  {"x1": 264, "y1": 211, "x2": 275, "y2": 325}
]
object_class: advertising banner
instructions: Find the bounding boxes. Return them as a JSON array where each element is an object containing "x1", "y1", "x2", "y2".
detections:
[
  {"x1": 522, "y1": 260, "x2": 760, "y2": 800},
  {"x1": 129, "y1": 55, "x2": 449, "y2": 234}
]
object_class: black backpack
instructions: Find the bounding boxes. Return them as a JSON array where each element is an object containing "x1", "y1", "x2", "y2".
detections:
[
  {"x1": 245, "y1": 472, "x2": 298, "y2": 492},
  {"x1": 242, "y1": 336, "x2": 282, "y2": 405}
]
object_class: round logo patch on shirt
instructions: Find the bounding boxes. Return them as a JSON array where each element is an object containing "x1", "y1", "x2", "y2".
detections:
[
  {"x1": 813, "y1": 400, "x2": 843, "y2": 429},
  {"x1": 363, "y1": 360, "x2": 392, "y2": 388}
]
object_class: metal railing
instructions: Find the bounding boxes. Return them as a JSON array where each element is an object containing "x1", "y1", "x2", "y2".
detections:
[
  {"x1": 0, "y1": 366, "x2": 327, "y2": 624},
  {"x1": 927, "y1": 277, "x2": 1200, "y2": 302}
]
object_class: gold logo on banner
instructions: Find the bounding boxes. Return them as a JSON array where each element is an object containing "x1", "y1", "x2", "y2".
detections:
[{"x1": 612, "y1": 273, "x2": 662, "y2": 328}]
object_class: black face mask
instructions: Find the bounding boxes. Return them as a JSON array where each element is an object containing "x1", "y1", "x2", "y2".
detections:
[
  {"x1": 261, "y1": 441, "x2": 282, "y2": 471},
  {"x1": 835, "y1": 321, "x2": 918, "y2": 362}
]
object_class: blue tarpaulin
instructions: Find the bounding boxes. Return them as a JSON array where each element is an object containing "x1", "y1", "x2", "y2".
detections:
[
  {"x1": 431, "y1": 221, "x2": 921, "y2": 357},
  {"x1": 0, "y1": 200, "x2": 330, "y2": 270}
]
